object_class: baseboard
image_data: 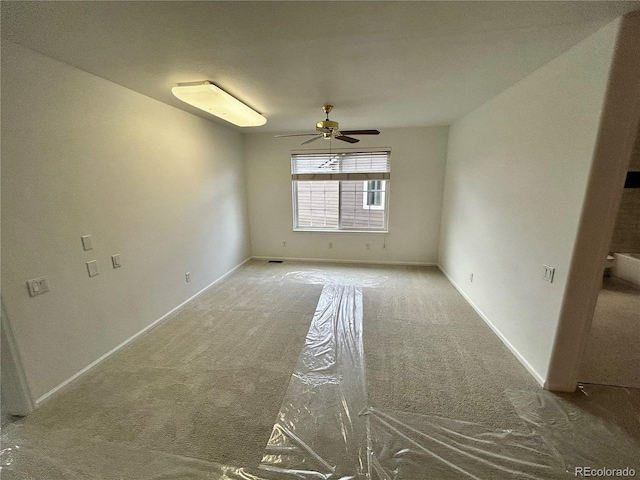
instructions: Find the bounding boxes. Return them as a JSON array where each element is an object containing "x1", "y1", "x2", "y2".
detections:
[
  {"x1": 251, "y1": 256, "x2": 437, "y2": 267},
  {"x1": 437, "y1": 264, "x2": 546, "y2": 387},
  {"x1": 35, "y1": 256, "x2": 252, "y2": 407}
]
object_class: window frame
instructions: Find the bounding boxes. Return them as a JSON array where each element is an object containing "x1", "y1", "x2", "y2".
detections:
[{"x1": 291, "y1": 150, "x2": 390, "y2": 233}]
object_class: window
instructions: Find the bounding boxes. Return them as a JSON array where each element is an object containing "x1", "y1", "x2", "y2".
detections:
[
  {"x1": 292, "y1": 151, "x2": 390, "y2": 231},
  {"x1": 363, "y1": 180, "x2": 385, "y2": 210}
]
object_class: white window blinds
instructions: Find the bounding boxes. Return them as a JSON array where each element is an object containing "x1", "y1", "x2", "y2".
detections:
[{"x1": 291, "y1": 151, "x2": 390, "y2": 181}]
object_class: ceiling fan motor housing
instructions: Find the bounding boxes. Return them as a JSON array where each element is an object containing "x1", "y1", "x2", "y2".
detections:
[
  {"x1": 316, "y1": 119, "x2": 339, "y2": 132},
  {"x1": 274, "y1": 104, "x2": 379, "y2": 144}
]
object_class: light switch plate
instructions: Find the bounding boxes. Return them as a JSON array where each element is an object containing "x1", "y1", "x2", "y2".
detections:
[
  {"x1": 27, "y1": 276, "x2": 50, "y2": 296},
  {"x1": 111, "y1": 254, "x2": 121, "y2": 268},
  {"x1": 81, "y1": 235, "x2": 93, "y2": 251},
  {"x1": 543, "y1": 265, "x2": 555, "y2": 283},
  {"x1": 87, "y1": 260, "x2": 99, "y2": 277}
]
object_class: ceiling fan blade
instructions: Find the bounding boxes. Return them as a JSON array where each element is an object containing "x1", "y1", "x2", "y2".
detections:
[
  {"x1": 301, "y1": 135, "x2": 322, "y2": 145},
  {"x1": 275, "y1": 133, "x2": 320, "y2": 138},
  {"x1": 338, "y1": 129, "x2": 380, "y2": 135},
  {"x1": 335, "y1": 135, "x2": 360, "y2": 144}
]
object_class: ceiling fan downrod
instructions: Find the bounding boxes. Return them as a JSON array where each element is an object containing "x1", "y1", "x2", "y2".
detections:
[{"x1": 317, "y1": 105, "x2": 338, "y2": 133}]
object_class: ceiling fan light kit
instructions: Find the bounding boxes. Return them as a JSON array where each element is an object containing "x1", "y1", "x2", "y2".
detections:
[
  {"x1": 171, "y1": 81, "x2": 266, "y2": 127},
  {"x1": 276, "y1": 105, "x2": 380, "y2": 145}
]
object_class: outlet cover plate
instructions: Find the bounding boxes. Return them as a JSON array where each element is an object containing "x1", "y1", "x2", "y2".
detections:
[{"x1": 543, "y1": 265, "x2": 555, "y2": 283}]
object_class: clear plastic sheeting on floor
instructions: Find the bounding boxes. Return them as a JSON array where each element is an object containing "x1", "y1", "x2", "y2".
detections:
[
  {"x1": 257, "y1": 283, "x2": 580, "y2": 480},
  {"x1": 507, "y1": 385, "x2": 640, "y2": 477},
  {"x1": 365, "y1": 407, "x2": 565, "y2": 480},
  {"x1": 0, "y1": 423, "x2": 281, "y2": 480},
  {"x1": 259, "y1": 284, "x2": 369, "y2": 479},
  {"x1": 2, "y1": 424, "x2": 356, "y2": 480},
  {"x1": 2, "y1": 278, "x2": 639, "y2": 479},
  {"x1": 364, "y1": 390, "x2": 640, "y2": 479}
]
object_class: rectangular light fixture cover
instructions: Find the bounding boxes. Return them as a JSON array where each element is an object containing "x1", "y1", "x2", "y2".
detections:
[{"x1": 171, "y1": 82, "x2": 266, "y2": 127}]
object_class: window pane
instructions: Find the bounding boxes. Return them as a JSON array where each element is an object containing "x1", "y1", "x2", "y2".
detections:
[
  {"x1": 342, "y1": 180, "x2": 386, "y2": 229},
  {"x1": 295, "y1": 181, "x2": 339, "y2": 228},
  {"x1": 364, "y1": 180, "x2": 384, "y2": 207}
]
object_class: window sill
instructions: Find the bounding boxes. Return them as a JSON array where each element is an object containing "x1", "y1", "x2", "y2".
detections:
[{"x1": 293, "y1": 229, "x2": 389, "y2": 234}]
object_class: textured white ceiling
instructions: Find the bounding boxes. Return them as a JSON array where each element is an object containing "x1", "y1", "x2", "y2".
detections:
[{"x1": 2, "y1": 1, "x2": 639, "y2": 133}]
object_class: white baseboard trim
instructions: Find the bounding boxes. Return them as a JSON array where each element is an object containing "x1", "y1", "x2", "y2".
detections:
[
  {"x1": 35, "y1": 256, "x2": 252, "y2": 407},
  {"x1": 437, "y1": 264, "x2": 546, "y2": 388},
  {"x1": 251, "y1": 256, "x2": 437, "y2": 267}
]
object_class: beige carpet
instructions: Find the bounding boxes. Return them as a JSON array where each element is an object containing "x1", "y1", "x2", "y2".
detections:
[
  {"x1": 10, "y1": 262, "x2": 322, "y2": 467},
  {"x1": 2, "y1": 260, "x2": 640, "y2": 478},
  {"x1": 362, "y1": 265, "x2": 540, "y2": 429},
  {"x1": 580, "y1": 276, "x2": 640, "y2": 388}
]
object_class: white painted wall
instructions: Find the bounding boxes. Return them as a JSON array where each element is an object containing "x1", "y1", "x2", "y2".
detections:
[
  {"x1": 244, "y1": 128, "x2": 449, "y2": 264},
  {"x1": 549, "y1": 11, "x2": 640, "y2": 391},
  {"x1": 1, "y1": 42, "x2": 251, "y2": 401},
  {"x1": 438, "y1": 20, "x2": 621, "y2": 385}
]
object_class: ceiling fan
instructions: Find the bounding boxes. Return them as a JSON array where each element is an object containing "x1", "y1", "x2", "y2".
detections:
[{"x1": 275, "y1": 105, "x2": 380, "y2": 145}]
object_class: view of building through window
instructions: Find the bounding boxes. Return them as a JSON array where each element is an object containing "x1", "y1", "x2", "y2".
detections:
[{"x1": 364, "y1": 180, "x2": 385, "y2": 210}]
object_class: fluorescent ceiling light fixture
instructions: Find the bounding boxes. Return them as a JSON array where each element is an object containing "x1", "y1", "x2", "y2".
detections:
[{"x1": 171, "y1": 81, "x2": 266, "y2": 127}]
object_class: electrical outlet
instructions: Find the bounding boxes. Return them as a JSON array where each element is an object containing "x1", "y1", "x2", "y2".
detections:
[
  {"x1": 185, "y1": 272, "x2": 191, "y2": 283},
  {"x1": 282, "y1": 241, "x2": 287, "y2": 247},
  {"x1": 366, "y1": 243, "x2": 370, "y2": 250},
  {"x1": 470, "y1": 273, "x2": 474, "y2": 283},
  {"x1": 542, "y1": 265, "x2": 555, "y2": 283},
  {"x1": 328, "y1": 242, "x2": 333, "y2": 249}
]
